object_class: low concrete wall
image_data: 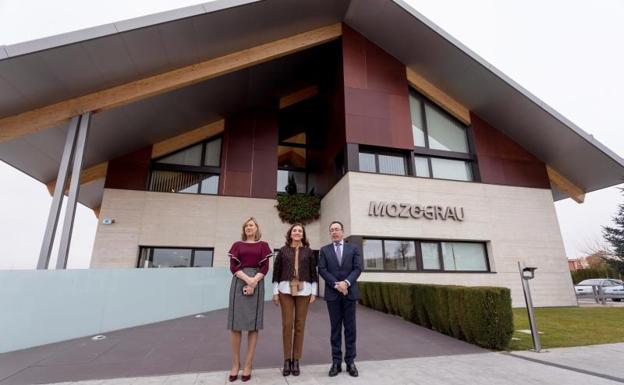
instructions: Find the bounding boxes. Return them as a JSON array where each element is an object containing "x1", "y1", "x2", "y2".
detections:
[{"x1": 0, "y1": 268, "x2": 271, "y2": 353}]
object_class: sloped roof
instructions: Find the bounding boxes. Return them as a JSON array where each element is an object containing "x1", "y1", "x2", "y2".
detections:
[{"x1": 0, "y1": 0, "x2": 622, "y2": 208}]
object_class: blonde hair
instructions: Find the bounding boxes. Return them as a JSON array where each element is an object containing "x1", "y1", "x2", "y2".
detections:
[{"x1": 241, "y1": 217, "x2": 262, "y2": 241}]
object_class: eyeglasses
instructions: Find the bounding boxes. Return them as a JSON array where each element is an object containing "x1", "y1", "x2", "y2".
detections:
[{"x1": 329, "y1": 228, "x2": 342, "y2": 233}]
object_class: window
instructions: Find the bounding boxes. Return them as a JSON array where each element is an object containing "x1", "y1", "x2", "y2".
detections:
[
  {"x1": 277, "y1": 169, "x2": 306, "y2": 193},
  {"x1": 277, "y1": 143, "x2": 307, "y2": 194},
  {"x1": 384, "y1": 240, "x2": 417, "y2": 270},
  {"x1": 441, "y1": 242, "x2": 488, "y2": 271},
  {"x1": 137, "y1": 247, "x2": 214, "y2": 268},
  {"x1": 430, "y1": 158, "x2": 473, "y2": 181},
  {"x1": 409, "y1": 89, "x2": 475, "y2": 182},
  {"x1": 421, "y1": 242, "x2": 440, "y2": 270},
  {"x1": 362, "y1": 239, "x2": 383, "y2": 270},
  {"x1": 362, "y1": 238, "x2": 489, "y2": 272},
  {"x1": 149, "y1": 137, "x2": 221, "y2": 195},
  {"x1": 358, "y1": 151, "x2": 407, "y2": 176}
]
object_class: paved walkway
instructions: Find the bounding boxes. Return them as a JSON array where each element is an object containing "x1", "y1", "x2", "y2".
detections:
[
  {"x1": 3, "y1": 303, "x2": 623, "y2": 385},
  {"x1": 35, "y1": 344, "x2": 624, "y2": 384},
  {"x1": 0, "y1": 303, "x2": 483, "y2": 384}
]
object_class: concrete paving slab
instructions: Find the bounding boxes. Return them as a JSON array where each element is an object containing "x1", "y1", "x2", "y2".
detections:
[{"x1": 37, "y1": 351, "x2": 624, "y2": 385}]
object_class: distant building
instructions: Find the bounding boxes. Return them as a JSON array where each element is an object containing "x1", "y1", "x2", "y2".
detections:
[{"x1": 568, "y1": 258, "x2": 588, "y2": 272}]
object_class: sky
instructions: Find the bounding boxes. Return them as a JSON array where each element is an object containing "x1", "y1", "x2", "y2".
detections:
[{"x1": 0, "y1": 0, "x2": 622, "y2": 269}]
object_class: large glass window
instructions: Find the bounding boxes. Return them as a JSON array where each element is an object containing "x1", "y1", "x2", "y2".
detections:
[
  {"x1": 384, "y1": 240, "x2": 417, "y2": 271},
  {"x1": 409, "y1": 89, "x2": 475, "y2": 182},
  {"x1": 277, "y1": 170, "x2": 306, "y2": 194},
  {"x1": 362, "y1": 238, "x2": 488, "y2": 272},
  {"x1": 358, "y1": 151, "x2": 407, "y2": 176},
  {"x1": 414, "y1": 156, "x2": 430, "y2": 178},
  {"x1": 441, "y1": 242, "x2": 487, "y2": 271},
  {"x1": 424, "y1": 104, "x2": 469, "y2": 153},
  {"x1": 378, "y1": 155, "x2": 406, "y2": 175},
  {"x1": 277, "y1": 143, "x2": 307, "y2": 194},
  {"x1": 362, "y1": 239, "x2": 383, "y2": 270},
  {"x1": 409, "y1": 92, "x2": 426, "y2": 147},
  {"x1": 430, "y1": 158, "x2": 473, "y2": 181},
  {"x1": 421, "y1": 242, "x2": 441, "y2": 270},
  {"x1": 156, "y1": 143, "x2": 203, "y2": 166},
  {"x1": 149, "y1": 137, "x2": 221, "y2": 195},
  {"x1": 138, "y1": 247, "x2": 214, "y2": 268},
  {"x1": 358, "y1": 153, "x2": 376, "y2": 173}
]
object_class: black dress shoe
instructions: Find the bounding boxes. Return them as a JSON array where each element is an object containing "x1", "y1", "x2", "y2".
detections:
[
  {"x1": 328, "y1": 363, "x2": 342, "y2": 377},
  {"x1": 292, "y1": 359, "x2": 300, "y2": 376},
  {"x1": 282, "y1": 359, "x2": 291, "y2": 376},
  {"x1": 346, "y1": 363, "x2": 359, "y2": 377}
]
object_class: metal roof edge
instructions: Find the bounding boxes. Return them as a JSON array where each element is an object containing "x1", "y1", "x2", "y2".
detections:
[{"x1": 0, "y1": 0, "x2": 261, "y2": 60}]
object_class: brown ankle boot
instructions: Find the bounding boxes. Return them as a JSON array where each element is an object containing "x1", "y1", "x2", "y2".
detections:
[
  {"x1": 282, "y1": 359, "x2": 292, "y2": 376},
  {"x1": 292, "y1": 359, "x2": 300, "y2": 376}
]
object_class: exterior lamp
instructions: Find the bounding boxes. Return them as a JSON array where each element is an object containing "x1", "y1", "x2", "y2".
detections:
[
  {"x1": 521, "y1": 266, "x2": 537, "y2": 280},
  {"x1": 518, "y1": 262, "x2": 541, "y2": 352}
]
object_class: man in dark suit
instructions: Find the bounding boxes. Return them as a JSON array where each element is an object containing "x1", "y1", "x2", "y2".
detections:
[{"x1": 318, "y1": 220, "x2": 362, "y2": 377}]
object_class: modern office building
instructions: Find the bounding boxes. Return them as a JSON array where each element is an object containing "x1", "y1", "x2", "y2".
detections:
[{"x1": 1, "y1": 0, "x2": 623, "y2": 307}]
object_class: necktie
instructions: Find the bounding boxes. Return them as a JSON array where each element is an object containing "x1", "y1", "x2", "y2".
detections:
[{"x1": 335, "y1": 242, "x2": 342, "y2": 265}]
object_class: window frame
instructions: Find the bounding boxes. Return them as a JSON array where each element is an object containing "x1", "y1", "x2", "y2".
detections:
[
  {"x1": 137, "y1": 246, "x2": 215, "y2": 268},
  {"x1": 276, "y1": 140, "x2": 309, "y2": 194},
  {"x1": 361, "y1": 237, "x2": 491, "y2": 273},
  {"x1": 409, "y1": 88, "x2": 480, "y2": 182},
  {"x1": 148, "y1": 136, "x2": 222, "y2": 195},
  {"x1": 358, "y1": 147, "x2": 410, "y2": 176}
]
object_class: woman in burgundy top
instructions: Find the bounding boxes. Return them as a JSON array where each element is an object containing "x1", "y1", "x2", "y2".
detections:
[{"x1": 227, "y1": 217, "x2": 272, "y2": 382}]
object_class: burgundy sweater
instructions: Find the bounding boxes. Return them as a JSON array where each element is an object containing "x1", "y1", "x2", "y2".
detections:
[{"x1": 228, "y1": 241, "x2": 272, "y2": 275}]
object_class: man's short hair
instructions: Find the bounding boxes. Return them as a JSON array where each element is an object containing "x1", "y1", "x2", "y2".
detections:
[{"x1": 329, "y1": 221, "x2": 344, "y2": 230}]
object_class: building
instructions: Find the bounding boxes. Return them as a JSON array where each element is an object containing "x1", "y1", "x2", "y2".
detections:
[
  {"x1": 1, "y1": 0, "x2": 623, "y2": 307},
  {"x1": 568, "y1": 259, "x2": 587, "y2": 272}
]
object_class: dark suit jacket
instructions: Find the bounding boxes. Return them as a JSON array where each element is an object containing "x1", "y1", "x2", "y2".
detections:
[{"x1": 318, "y1": 241, "x2": 362, "y2": 301}]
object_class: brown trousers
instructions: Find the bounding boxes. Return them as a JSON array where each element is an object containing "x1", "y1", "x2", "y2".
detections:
[{"x1": 279, "y1": 293, "x2": 310, "y2": 360}]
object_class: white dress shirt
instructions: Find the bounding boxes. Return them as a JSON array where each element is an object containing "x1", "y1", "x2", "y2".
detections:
[{"x1": 273, "y1": 281, "x2": 318, "y2": 296}]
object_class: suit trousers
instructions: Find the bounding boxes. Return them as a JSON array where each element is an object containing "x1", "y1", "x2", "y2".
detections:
[
  {"x1": 326, "y1": 296, "x2": 357, "y2": 364},
  {"x1": 279, "y1": 293, "x2": 310, "y2": 360}
]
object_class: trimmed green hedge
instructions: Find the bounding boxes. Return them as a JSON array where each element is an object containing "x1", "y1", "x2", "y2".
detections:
[{"x1": 359, "y1": 282, "x2": 513, "y2": 350}]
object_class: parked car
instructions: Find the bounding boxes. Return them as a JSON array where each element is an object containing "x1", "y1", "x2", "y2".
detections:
[
  {"x1": 575, "y1": 279, "x2": 624, "y2": 301},
  {"x1": 604, "y1": 280, "x2": 624, "y2": 302}
]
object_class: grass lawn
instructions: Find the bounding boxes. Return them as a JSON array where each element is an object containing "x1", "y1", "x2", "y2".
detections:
[{"x1": 509, "y1": 306, "x2": 624, "y2": 350}]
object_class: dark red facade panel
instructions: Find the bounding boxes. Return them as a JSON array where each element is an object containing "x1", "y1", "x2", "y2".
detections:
[
  {"x1": 104, "y1": 146, "x2": 152, "y2": 190},
  {"x1": 221, "y1": 108, "x2": 278, "y2": 198},
  {"x1": 471, "y1": 113, "x2": 550, "y2": 189},
  {"x1": 342, "y1": 24, "x2": 413, "y2": 150}
]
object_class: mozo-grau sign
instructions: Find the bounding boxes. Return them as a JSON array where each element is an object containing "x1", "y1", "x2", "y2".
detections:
[{"x1": 368, "y1": 201, "x2": 465, "y2": 221}]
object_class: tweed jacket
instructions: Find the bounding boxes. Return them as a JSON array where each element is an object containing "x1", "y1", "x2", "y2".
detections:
[{"x1": 272, "y1": 245, "x2": 318, "y2": 284}]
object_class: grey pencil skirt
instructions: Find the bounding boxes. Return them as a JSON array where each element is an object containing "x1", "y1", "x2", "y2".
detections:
[{"x1": 227, "y1": 267, "x2": 265, "y2": 331}]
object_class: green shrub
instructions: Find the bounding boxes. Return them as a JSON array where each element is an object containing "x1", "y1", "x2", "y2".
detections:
[
  {"x1": 275, "y1": 193, "x2": 321, "y2": 224},
  {"x1": 447, "y1": 286, "x2": 464, "y2": 339},
  {"x1": 357, "y1": 281, "x2": 513, "y2": 350},
  {"x1": 359, "y1": 282, "x2": 370, "y2": 307},
  {"x1": 398, "y1": 284, "x2": 416, "y2": 321}
]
